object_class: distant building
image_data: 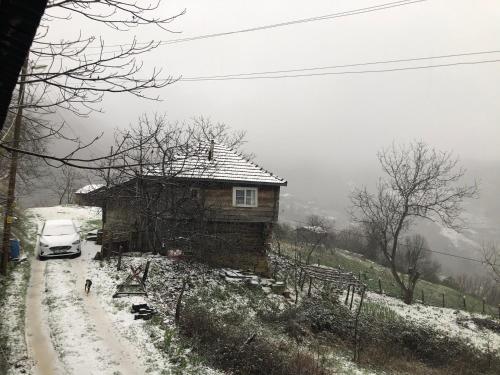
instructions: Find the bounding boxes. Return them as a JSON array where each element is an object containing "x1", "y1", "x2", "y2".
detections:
[
  {"x1": 76, "y1": 142, "x2": 287, "y2": 274},
  {"x1": 73, "y1": 184, "x2": 105, "y2": 205},
  {"x1": 296, "y1": 225, "x2": 329, "y2": 245}
]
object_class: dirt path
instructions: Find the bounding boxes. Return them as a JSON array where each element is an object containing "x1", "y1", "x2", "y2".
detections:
[
  {"x1": 25, "y1": 258, "x2": 64, "y2": 375},
  {"x1": 72, "y1": 243, "x2": 146, "y2": 375},
  {"x1": 25, "y1": 240, "x2": 146, "y2": 375}
]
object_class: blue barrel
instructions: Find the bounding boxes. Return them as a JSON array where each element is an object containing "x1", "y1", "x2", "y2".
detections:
[{"x1": 10, "y1": 239, "x2": 20, "y2": 260}]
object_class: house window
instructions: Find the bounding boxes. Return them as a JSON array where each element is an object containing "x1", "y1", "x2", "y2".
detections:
[
  {"x1": 233, "y1": 187, "x2": 258, "y2": 207},
  {"x1": 190, "y1": 188, "x2": 200, "y2": 199}
]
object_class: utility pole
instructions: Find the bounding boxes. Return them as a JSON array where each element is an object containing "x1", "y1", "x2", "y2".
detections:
[{"x1": 1, "y1": 59, "x2": 27, "y2": 275}]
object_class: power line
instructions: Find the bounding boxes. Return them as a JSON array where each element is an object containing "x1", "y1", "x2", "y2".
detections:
[
  {"x1": 155, "y1": 0, "x2": 427, "y2": 46},
  {"x1": 288, "y1": 218, "x2": 485, "y2": 264},
  {"x1": 100, "y1": 51, "x2": 500, "y2": 83},
  {"x1": 34, "y1": 50, "x2": 500, "y2": 84},
  {"x1": 180, "y1": 58, "x2": 500, "y2": 82},
  {"x1": 179, "y1": 49, "x2": 500, "y2": 81},
  {"x1": 421, "y1": 248, "x2": 484, "y2": 264},
  {"x1": 33, "y1": 0, "x2": 428, "y2": 58}
]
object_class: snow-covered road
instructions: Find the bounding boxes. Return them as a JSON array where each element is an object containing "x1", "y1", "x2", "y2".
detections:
[
  {"x1": 25, "y1": 206, "x2": 147, "y2": 375},
  {"x1": 25, "y1": 258, "x2": 63, "y2": 375}
]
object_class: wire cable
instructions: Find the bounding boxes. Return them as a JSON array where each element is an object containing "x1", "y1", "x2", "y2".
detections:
[
  {"x1": 288, "y1": 218, "x2": 486, "y2": 264},
  {"x1": 156, "y1": 0, "x2": 428, "y2": 46},
  {"x1": 179, "y1": 58, "x2": 500, "y2": 82},
  {"x1": 33, "y1": 0, "x2": 428, "y2": 58},
  {"x1": 180, "y1": 49, "x2": 500, "y2": 81}
]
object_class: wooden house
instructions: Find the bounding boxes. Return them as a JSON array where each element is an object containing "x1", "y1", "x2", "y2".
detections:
[{"x1": 77, "y1": 142, "x2": 287, "y2": 273}]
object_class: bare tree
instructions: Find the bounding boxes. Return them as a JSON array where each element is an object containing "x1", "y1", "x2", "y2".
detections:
[
  {"x1": 483, "y1": 243, "x2": 500, "y2": 284},
  {"x1": 50, "y1": 165, "x2": 82, "y2": 204},
  {"x1": 296, "y1": 215, "x2": 331, "y2": 265},
  {"x1": 271, "y1": 222, "x2": 294, "y2": 257},
  {"x1": 86, "y1": 116, "x2": 247, "y2": 256},
  {"x1": 335, "y1": 225, "x2": 367, "y2": 254},
  {"x1": 351, "y1": 141, "x2": 477, "y2": 304},
  {"x1": 396, "y1": 234, "x2": 440, "y2": 297},
  {"x1": 23, "y1": 1, "x2": 184, "y2": 117},
  {"x1": 1, "y1": 2, "x2": 186, "y2": 272},
  {"x1": 453, "y1": 270, "x2": 500, "y2": 306},
  {"x1": 1, "y1": 1, "x2": 185, "y2": 170}
]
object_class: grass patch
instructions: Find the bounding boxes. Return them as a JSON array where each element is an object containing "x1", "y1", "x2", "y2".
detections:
[
  {"x1": 0, "y1": 209, "x2": 36, "y2": 373},
  {"x1": 80, "y1": 218, "x2": 102, "y2": 233},
  {"x1": 180, "y1": 286, "x2": 329, "y2": 375},
  {"x1": 270, "y1": 296, "x2": 499, "y2": 374},
  {"x1": 136, "y1": 304, "x2": 211, "y2": 375},
  {"x1": 358, "y1": 301, "x2": 499, "y2": 373},
  {"x1": 282, "y1": 244, "x2": 497, "y2": 316}
]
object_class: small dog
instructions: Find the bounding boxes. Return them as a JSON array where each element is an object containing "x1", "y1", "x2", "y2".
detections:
[{"x1": 84, "y1": 279, "x2": 92, "y2": 294}]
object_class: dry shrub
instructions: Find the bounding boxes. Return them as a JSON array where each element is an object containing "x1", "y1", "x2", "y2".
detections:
[
  {"x1": 272, "y1": 298, "x2": 499, "y2": 374},
  {"x1": 180, "y1": 303, "x2": 326, "y2": 375},
  {"x1": 360, "y1": 345, "x2": 455, "y2": 375},
  {"x1": 361, "y1": 309, "x2": 499, "y2": 373},
  {"x1": 288, "y1": 351, "x2": 327, "y2": 375}
]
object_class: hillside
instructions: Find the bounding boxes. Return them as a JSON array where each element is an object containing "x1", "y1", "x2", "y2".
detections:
[
  {"x1": 277, "y1": 159, "x2": 500, "y2": 277},
  {"x1": 284, "y1": 245, "x2": 498, "y2": 316},
  {"x1": 1, "y1": 205, "x2": 499, "y2": 375}
]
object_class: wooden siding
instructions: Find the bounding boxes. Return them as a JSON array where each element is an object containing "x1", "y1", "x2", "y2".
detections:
[
  {"x1": 77, "y1": 180, "x2": 281, "y2": 224},
  {"x1": 87, "y1": 180, "x2": 280, "y2": 274},
  {"x1": 188, "y1": 221, "x2": 271, "y2": 274},
  {"x1": 203, "y1": 184, "x2": 280, "y2": 223}
]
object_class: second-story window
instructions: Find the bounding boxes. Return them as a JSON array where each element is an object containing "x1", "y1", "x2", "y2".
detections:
[
  {"x1": 190, "y1": 188, "x2": 200, "y2": 199},
  {"x1": 233, "y1": 187, "x2": 258, "y2": 207}
]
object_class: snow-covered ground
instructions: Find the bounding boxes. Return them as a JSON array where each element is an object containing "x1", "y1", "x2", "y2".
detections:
[
  {"x1": 0, "y1": 210, "x2": 37, "y2": 375},
  {"x1": 3, "y1": 205, "x2": 498, "y2": 375},
  {"x1": 87, "y1": 257, "x2": 224, "y2": 375},
  {"x1": 30, "y1": 205, "x2": 101, "y2": 225},
  {"x1": 22, "y1": 205, "x2": 223, "y2": 375},
  {"x1": 364, "y1": 291, "x2": 500, "y2": 353},
  {"x1": 0, "y1": 260, "x2": 32, "y2": 375}
]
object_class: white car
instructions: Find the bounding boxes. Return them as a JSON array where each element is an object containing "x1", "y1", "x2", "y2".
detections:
[{"x1": 38, "y1": 219, "x2": 82, "y2": 259}]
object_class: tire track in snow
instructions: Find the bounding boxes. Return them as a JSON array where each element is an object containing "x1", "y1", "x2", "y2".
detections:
[
  {"x1": 74, "y1": 248, "x2": 147, "y2": 375},
  {"x1": 43, "y1": 254, "x2": 146, "y2": 375},
  {"x1": 25, "y1": 259, "x2": 64, "y2": 375},
  {"x1": 26, "y1": 206, "x2": 146, "y2": 375}
]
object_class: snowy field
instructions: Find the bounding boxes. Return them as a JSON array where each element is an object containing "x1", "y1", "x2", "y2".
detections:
[
  {"x1": 365, "y1": 292, "x2": 500, "y2": 353},
  {"x1": 2, "y1": 205, "x2": 498, "y2": 375},
  {"x1": 92, "y1": 253, "x2": 382, "y2": 375},
  {"x1": 24, "y1": 205, "x2": 223, "y2": 375},
  {"x1": 0, "y1": 260, "x2": 32, "y2": 375}
]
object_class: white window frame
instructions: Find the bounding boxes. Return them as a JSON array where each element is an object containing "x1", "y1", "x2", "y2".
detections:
[
  {"x1": 190, "y1": 187, "x2": 200, "y2": 199},
  {"x1": 233, "y1": 187, "x2": 258, "y2": 207}
]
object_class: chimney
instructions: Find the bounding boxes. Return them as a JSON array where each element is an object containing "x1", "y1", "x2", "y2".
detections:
[{"x1": 208, "y1": 139, "x2": 214, "y2": 161}]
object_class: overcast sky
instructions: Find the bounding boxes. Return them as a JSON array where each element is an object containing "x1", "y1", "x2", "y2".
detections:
[{"x1": 46, "y1": 0, "x2": 500, "y2": 177}]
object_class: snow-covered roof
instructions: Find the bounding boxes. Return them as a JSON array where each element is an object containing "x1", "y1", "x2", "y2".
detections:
[
  {"x1": 146, "y1": 142, "x2": 287, "y2": 186},
  {"x1": 75, "y1": 184, "x2": 105, "y2": 194},
  {"x1": 298, "y1": 225, "x2": 328, "y2": 234}
]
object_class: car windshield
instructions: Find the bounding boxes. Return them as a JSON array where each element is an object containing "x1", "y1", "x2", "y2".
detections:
[{"x1": 43, "y1": 225, "x2": 75, "y2": 236}]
